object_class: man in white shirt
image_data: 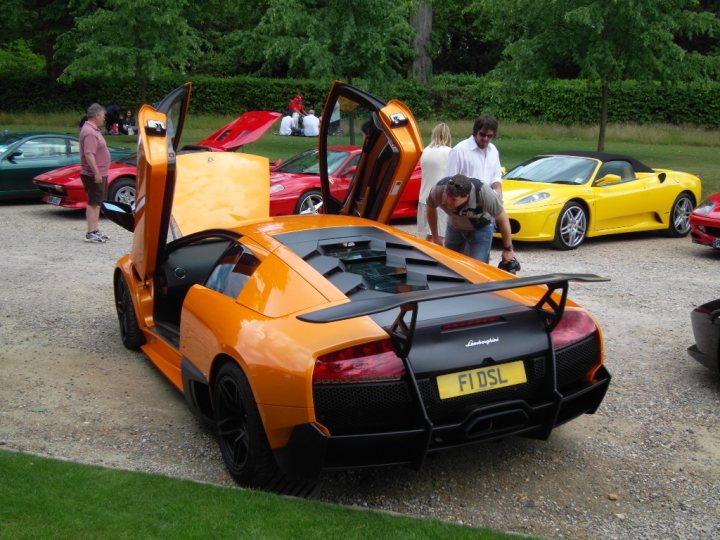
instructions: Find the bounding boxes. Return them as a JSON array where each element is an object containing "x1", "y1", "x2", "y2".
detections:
[
  {"x1": 278, "y1": 113, "x2": 294, "y2": 136},
  {"x1": 302, "y1": 109, "x2": 320, "y2": 137},
  {"x1": 445, "y1": 115, "x2": 503, "y2": 198}
]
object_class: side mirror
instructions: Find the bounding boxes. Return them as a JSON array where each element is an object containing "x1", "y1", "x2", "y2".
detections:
[
  {"x1": 595, "y1": 173, "x2": 622, "y2": 187},
  {"x1": 7, "y1": 150, "x2": 22, "y2": 162},
  {"x1": 101, "y1": 200, "x2": 135, "y2": 232}
]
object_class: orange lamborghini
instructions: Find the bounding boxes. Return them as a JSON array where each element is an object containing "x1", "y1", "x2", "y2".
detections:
[{"x1": 103, "y1": 82, "x2": 611, "y2": 494}]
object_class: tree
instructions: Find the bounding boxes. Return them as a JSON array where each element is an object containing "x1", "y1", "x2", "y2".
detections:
[
  {"x1": 224, "y1": 0, "x2": 416, "y2": 84},
  {"x1": 0, "y1": 40, "x2": 45, "y2": 77},
  {"x1": 410, "y1": 2, "x2": 432, "y2": 84},
  {"x1": 56, "y1": 0, "x2": 201, "y2": 101},
  {"x1": 475, "y1": 0, "x2": 720, "y2": 150},
  {"x1": 432, "y1": 0, "x2": 503, "y2": 76}
]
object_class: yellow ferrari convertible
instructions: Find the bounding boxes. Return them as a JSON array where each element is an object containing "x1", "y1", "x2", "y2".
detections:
[
  {"x1": 500, "y1": 151, "x2": 702, "y2": 249},
  {"x1": 102, "y1": 82, "x2": 611, "y2": 494}
]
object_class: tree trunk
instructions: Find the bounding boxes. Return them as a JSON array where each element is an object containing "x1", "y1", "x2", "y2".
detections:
[
  {"x1": 597, "y1": 80, "x2": 609, "y2": 152},
  {"x1": 410, "y1": 2, "x2": 432, "y2": 85}
]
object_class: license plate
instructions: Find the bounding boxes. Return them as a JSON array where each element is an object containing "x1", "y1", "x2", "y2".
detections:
[
  {"x1": 47, "y1": 196, "x2": 62, "y2": 206},
  {"x1": 713, "y1": 238, "x2": 720, "y2": 249},
  {"x1": 436, "y1": 360, "x2": 527, "y2": 400}
]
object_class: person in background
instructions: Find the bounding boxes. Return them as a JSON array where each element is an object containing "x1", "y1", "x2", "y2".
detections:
[
  {"x1": 79, "y1": 103, "x2": 111, "y2": 243},
  {"x1": 278, "y1": 112, "x2": 294, "y2": 136},
  {"x1": 121, "y1": 110, "x2": 136, "y2": 135},
  {"x1": 302, "y1": 109, "x2": 320, "y2": 136},
  {"x1": 288, "y1": 94, "x2": 306, "y2": 131},
  {"x1": 329, "y1": 101, "x2": 341, "y2": 135},
  {"x1": 446, "y1": 114, "x2": 503, "y2": 198},
  {"x1": 417, "y1": 123, "x2": 452, "y2": 242},
  {"x1": 426, "y1": 174, "x2": 515, "y2": 265},
  {"x1": 105, "y1": 104, "x2": 122, "y2": 136}
]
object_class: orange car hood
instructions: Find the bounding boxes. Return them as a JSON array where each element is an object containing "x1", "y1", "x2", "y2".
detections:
[{"x1": 171, "y1": 151, "x2": 270, "y2": 236}]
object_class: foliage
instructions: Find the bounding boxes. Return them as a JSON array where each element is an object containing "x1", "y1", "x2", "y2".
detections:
[
  {"x1": 222, "y1": 0, "x2": 417, "y2": 84},
  {"x1": 3, "y1": 73, "x2": 720, "y2": 130},
  {"x1": 55, "y1": 0, "x2": 202, "y2": 101},
  {"x1": 431, "y1": 0, "x2": 503, "y2": 76},
  {"x1": 0, "y1": 40, "x2": 45, "y2": 77},
  {"x1": 472, "y1": 0, "x2": 720, "y2": 149}
]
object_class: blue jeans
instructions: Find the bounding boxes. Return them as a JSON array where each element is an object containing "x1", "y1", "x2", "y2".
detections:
[{"x1": 444, "y1": 225, "x2": 494, "y2": 263}]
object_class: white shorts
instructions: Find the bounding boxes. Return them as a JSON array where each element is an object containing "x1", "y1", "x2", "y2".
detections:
[{"x1": 416, "y1": 202, "x2": 447, "y2": 238}]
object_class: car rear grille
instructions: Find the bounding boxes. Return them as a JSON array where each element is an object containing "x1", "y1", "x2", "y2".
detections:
[
  {"x1": 313, "y1": 381, "x2": 418, "y2": 434},
  {"x1": 556, "y1": 335, "x2": 600, "y2": 390}
]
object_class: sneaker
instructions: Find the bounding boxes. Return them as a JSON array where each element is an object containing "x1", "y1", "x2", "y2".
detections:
[
  {"x1": 96, "y1": 229, "x2": 110, "y2": 241},
  {"x1": 84, "y1": 230, "x2": 107, "y2": 243}
]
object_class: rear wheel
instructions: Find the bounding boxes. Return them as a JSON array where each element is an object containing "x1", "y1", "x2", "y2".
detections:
[
  {"x1": 114, "y1": 274, "x2": 144, "y2": 350},
  {"x1": 552, "y1": 202, "x2": 587, "y2": 250},
  {"x1": 108, "y1": 177, "x2": 136, "y2": 208},
  {"x1": 666, "y1": 193, "x2": 694, "y2": 237},
  {"x1": 294, "y1": 189, "x2": 323, "y2": 214},
  {"x1": 213, "y1": 363, "x2": 280, "y2": 488}
]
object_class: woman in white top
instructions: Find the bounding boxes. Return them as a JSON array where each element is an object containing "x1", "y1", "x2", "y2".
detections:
[{"x1": 417, "y1": 123, "x2": 452, "y2": 241}]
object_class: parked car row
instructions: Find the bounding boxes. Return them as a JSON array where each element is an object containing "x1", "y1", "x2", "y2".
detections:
[
  {"x1": 0, "y1": 131, "x2": 133, "y2": 200},
  {"x1": 31, "y1": 118, "x2": 420, "y2": 221}
]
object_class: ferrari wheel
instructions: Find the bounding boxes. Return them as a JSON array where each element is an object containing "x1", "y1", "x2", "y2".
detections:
[
  {"x1": 666, "y1": 193, "x2": 694, "y2": 237},
  {"x1": 114, "y1": 274, "x2": 144, "y2": 350},
  {"x1": 295, "y1": 189, "x2": 323, "y2": 214},
  {"x1": 552, "y1": 202, "x2": 587, "y2": 250},
  {"x1": 108, "y1": 177, "x2": 136, "y2": 209},
  {"x1": 213, "y1": 362, "x2": 279, "y2": 489}
]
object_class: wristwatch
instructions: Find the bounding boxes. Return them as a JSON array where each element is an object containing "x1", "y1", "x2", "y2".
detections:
[{"x1": 503, "y1": 244, "x2": 513, "y2": 251}]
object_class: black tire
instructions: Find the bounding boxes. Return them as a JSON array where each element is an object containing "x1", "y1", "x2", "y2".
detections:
[
  {"x1": 114, "y1": 274, "x2": 145, "y2": 350},
  {"x1": 552, "y1": 202, "x2": 588, "y2": 250},
  {"x1": 665, "y1": 193, "x2": 694, "y2": 237},
  {"x1": 213, "y1": 362, "x2": 281, "y2": 489},
  {"x1": 108, "y1": 177, "x2": 136, "y2": 208},
  {"x1": 294, "y1": 189, "x2": 323, "y2": 214}
]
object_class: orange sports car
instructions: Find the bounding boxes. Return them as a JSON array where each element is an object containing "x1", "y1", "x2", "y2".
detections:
[{"x1": 103, "y1": 82, "x2": 611, "y2": 494}]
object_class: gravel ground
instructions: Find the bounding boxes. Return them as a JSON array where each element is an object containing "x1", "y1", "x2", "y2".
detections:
[{"x1": 1, "y1": 201, "x2": 719, "y2": 539}]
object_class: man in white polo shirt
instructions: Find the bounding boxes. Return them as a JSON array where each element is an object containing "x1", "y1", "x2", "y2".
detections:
[{"x1": 446, "y1": 114, "x2": 503, "y2": 199}]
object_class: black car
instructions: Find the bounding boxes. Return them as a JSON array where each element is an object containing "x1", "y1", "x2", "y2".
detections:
[{"x1": 688, "y1": 299, "x2": 720, "y2": 375}]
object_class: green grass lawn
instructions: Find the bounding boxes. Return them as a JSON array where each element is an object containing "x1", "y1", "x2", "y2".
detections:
[{"x1": 0, "y1": 450, "x2": 530, "y2": 540}]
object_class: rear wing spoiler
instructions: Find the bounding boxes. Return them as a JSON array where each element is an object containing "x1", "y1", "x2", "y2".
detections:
[
  {"x1": 298, "y1": 273, "x2": 607, "y2": 323},
  {"x1": 298, "y1": 273, "x2": 608, "y2": 357}
]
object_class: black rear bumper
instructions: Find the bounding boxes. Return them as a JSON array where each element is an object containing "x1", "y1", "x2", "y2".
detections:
[{"x1": 274, "y1": 365, "x2": 611, "y2": 480}]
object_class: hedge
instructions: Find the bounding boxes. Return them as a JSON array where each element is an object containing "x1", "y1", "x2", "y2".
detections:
[{"x1": 2, "y1": 73, "x2": 718, "y2": 126}]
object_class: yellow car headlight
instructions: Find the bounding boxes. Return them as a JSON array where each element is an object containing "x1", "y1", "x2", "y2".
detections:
[{"x1": 515, "y1": 192, "x2": 550, "y2": 205}]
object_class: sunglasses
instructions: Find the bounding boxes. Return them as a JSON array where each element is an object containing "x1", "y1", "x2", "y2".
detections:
[{"x1": 476, "y1": 131, "x2": 495, "y2": 139}]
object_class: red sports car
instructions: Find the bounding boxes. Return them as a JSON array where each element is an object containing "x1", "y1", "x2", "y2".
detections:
[
  {"x1": 690, "y1": 192, "x2": 720, "y2": 249},
  {"x1": 269, "y1": 146, "x2": 421, "y2": 219},
  {"x1": 33, "y1": 111, "x2": 281, "y2": 209}
]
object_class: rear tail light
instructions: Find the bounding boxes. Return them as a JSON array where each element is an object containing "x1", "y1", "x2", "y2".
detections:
[
  {"x1": 551, "y1": 310, "x2": 597, "y2": 350},
  {"x1": 313, "y1": 339, "x2": 405, "y2": 384}
]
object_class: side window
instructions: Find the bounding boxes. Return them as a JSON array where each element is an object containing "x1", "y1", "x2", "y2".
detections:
[
  {"x1": 15, "y1": 137, "x2": 68, "y2": 159},
  {"x1": 69, "y1": 139, "x2": 80, "y2": 155},
  {"x1": 205, "y1": 244, "x2": 260, "y2": 299},
  {"x1": 596, "y1": 161, "x2": 635, "y2": 182}
]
